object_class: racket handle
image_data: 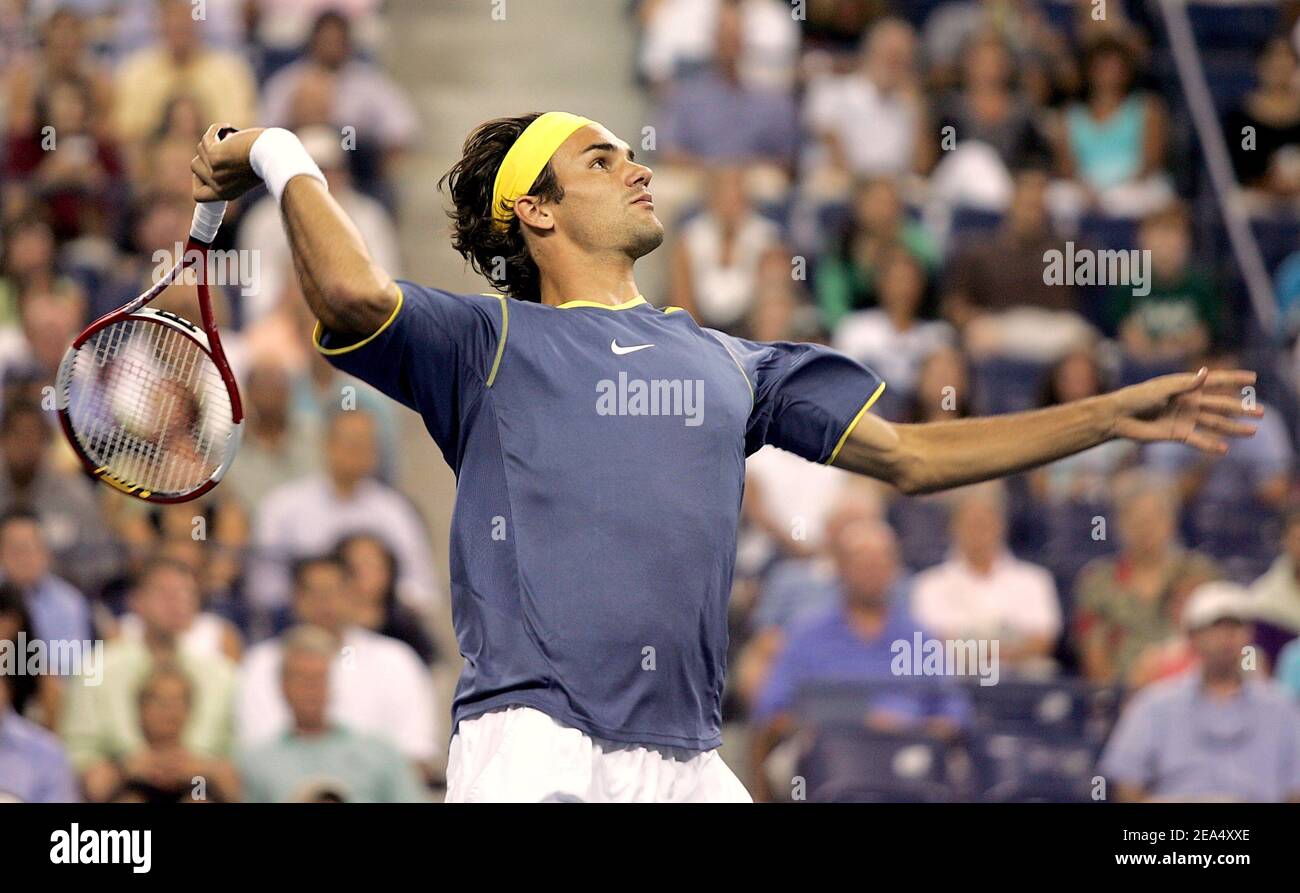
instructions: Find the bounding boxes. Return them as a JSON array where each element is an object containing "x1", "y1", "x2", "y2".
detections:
[{"x1": 191, "y1": 200, "x2": 227, "y2": 244}]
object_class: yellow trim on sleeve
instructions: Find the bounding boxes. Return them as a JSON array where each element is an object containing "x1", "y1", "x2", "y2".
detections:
[
  {"x1": 556, "y1": 295, "x2": 647, "y2": 310},
  {"x1": 487, "y1": 294, "x2": 509, "y2": 387},
  {"x1": 313, "y1": 284, "x2": 405, "y2": 356},
  {"x1": 663, "y1": 306, "x2": 686, "y2": 314},
  {"x1": 826, "y1": 381, "x2": 887, "y2": 466}
]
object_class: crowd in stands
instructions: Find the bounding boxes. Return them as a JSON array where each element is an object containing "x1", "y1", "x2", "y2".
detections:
[
  {"x1": 639, "y1": 0, "x2": 1300, "y2": 802},
  {"x1": 1, "y1": 0, "x2": 1300, "y2": 803}
]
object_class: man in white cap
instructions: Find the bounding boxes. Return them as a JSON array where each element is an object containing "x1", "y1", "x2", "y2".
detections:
[{"x1": 1099, "y1": 581, "x2": 1300, "y2": 802}]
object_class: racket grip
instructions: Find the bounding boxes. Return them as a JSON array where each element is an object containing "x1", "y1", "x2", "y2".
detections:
[{"x1": 191, "y1": 200, "x2": 227, "y2": 244}]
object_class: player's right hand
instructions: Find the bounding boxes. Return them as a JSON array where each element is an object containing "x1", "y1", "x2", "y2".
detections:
[{"x1": 191, "y1": 123, "x2": 265, "y2": 202}]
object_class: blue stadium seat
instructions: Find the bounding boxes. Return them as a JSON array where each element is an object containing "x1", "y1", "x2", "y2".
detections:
[
  {"x1": 1033, "y1": 500, "x2": 1120, "y2": 601},
  {"x1": 796, "y1": 723, "x2": 959, "y2": 803},
  {"x1": 968, "y1": 729, "x2": 1103, "y2": 803},
  {"x1": 888, "y1": 497, "x2": 950, "y2": 570},
  {"x1": 1186, "y1": 2, "x2": 1280, "y2": 52},
  {"x1": 971, "y1": 357, "x2": 1051, "y2": 416}
]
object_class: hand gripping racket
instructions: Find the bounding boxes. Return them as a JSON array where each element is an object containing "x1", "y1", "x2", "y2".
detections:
[{"x1": 55, "y1": 131, "x2": 244, "y2": 502}]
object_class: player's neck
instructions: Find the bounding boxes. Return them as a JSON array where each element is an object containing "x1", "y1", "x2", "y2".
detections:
[{"x1": 537, "y1": 255, "x2": 640, "y2": 308}]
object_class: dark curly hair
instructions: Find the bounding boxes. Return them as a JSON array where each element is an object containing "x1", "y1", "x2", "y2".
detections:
[{"x1": 437, "y1": 112, "x2": 566, "y2": 301}]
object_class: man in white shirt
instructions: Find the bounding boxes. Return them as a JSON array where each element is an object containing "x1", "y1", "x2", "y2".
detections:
[
  {"x1": 248, "y1": 409, "x2": 439, "y2": 617},
  {"x1": 911, "y1": 482, "x2": 1061, "y2": 671},
  {"x1": 236, "y1": 555, "x2": 437, "y2": 770}
]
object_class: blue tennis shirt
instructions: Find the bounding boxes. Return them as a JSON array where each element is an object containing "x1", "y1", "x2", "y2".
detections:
[{"x1": 316, "y1": 281, "x2": 885, "y2": 750}]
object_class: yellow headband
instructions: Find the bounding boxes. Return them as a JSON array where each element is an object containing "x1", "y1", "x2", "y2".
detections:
[{"x1": 491, "y1": 111, "x2": 596, "y2": 228}]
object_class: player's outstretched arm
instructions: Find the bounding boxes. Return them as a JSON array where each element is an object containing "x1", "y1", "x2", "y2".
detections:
[
  {"x1": 190, "y1": 123, "x2": 397, "y2": 339},
  {"x1": 831, "y1": 368, "x2": 1262, "y2": 496}
]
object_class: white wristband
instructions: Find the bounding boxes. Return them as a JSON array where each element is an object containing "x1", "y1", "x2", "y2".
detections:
[{"x1": 249, "y1": 128, "x2": 327, "y2": 205}]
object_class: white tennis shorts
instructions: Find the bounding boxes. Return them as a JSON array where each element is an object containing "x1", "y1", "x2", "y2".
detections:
[{"x1": 444, "y1": 706, "x2": 752, "y2": 803}]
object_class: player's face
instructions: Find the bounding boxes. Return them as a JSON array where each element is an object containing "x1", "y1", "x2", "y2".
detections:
[{"x1": 546, "y1": 124, "x2": 664, "y2": 259}]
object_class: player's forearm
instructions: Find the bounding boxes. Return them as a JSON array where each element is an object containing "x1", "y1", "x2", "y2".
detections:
[
  {"x1": 280, "y1": 176, "x2": 398, "y2": 337},
  {"x1": 837, "y1": 395, "x2": 1117, "y2": 495}
]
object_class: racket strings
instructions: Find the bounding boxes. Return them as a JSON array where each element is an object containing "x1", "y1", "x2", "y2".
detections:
[{"x1": 63, "y1": 317, "x2": 234, "y2": 495}]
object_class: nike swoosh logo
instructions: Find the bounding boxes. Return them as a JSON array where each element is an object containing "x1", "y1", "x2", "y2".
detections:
[{"x1": 611, "y1": 339, "x2": 653, "y2": 355}]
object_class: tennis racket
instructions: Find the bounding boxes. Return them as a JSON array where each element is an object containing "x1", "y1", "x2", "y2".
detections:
[{"x1": 55, "y1": 131, "x2": 244, "y2": 503}]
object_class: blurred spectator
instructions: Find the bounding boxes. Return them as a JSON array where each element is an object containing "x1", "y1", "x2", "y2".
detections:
[
  {"x1": 1225, "y1": 37, "x2": 1300, "y2": 209},
  {"x1": 0, "y1": 214, "x2": 60, "y2": 327},
  {"x1": 921, "y1": 0, "x2": 1072, "y2": 87},
  {"x1": 0, "y1": 509, "x2": 89, "y2": 654},
  {"x1": 923, "y1": 29, "x2": 1053, "y2": 188},
  {"x1": 1250, "y1": 506, "x2": 1300, "y2": 640},
  {"x1": 334, "y1": 532, "x2": 436, "y2": 665},
  {"x1": 1029, "y1": 348, "x2": 1137, "y2": 506},
  {"x1": 261, "y1": 11, "x2": 417, "y2": 196},
  {"x1": 1109, "y1": 204, "x2": 1218, "y2": 364},
  {"x1": 748, "y1": 519, "x2": 968, "y2": 801},
  {"x1": 114, "y1": 544, "x2": 243, "y2": 664},
  {"x1": 236, "y1": 555, "x2": 437, "y2": 768},
  {"x1": 0, "y1": 277, "x2": 87, "y2": 403},
  {"x1": 249, "y1": 408, "x2": 437, "y2": 616},
  {"x1": 801, "y1": 18, "x2": 922, "y2": 197},
  {"x1": 112, "y1": 0, "x2": 256, "y2": 145},
  {"x1": 222, "y1": 356, "x2": 322, "y2": 515},
  {"x1": 816, "y1": 177, "x2": 939, "y2": 328},
  {"x1": 249, "y1": 0, "x2": 385, "y2": 79},
  {"x1": 637, "y1": 0, "x2": 798, "y2": 94},
  {"x1": 238, "y1": 625, "x2": 427, "y2": 803},
  {"x1": 832, "y1": 244, "x2": 951, "y2": 399},
  {"x1": 88, "y1": 663, "x2": 240, "y2": 803},
  {"x1": 0, "y1": 581, "x2": 61, "y2": 727},
  {"x1": 237, "y1": 125, "x2": 400, "y2": 326},
  {"x1": 1278, "y1": 636, "x2": 1300, "y2": 701},
  {"x1": 668, "y1": 166, "x2": 780, "y2": 333},
  {"x1": 4, "y1": 75, "x2": 122, "y2": 243},
  {"x1": 60, "y1": 558, "x2": 237, "y2": 794},
  {"x1": 741, "y1": 450, "x2": 857, "y2": 569},
  {"x1": 0, "y1": 399, "x2": 115, "y2": 592},
  {"x1": 656, "y1": 1, "x2": 797, "y2": 171},
  {"x1": 1099, "y1": 583, "x2": 1300, "y2": 802},
  {"x1": 911, "y1": 482, "x2": 1060, "y2": 672},
  {"x1": 903, "y1": 344, "x2": 972, "y2": 423},
  {"x1": 0, "y1": 669, "x2": 78, "y2": 802},
  {"x1": 3, "y1": 7, "x2": 113, "y2": 139},
  {"x1": 943, "y1": 169, "x2": 1094, "y2": 362},
  {"x1": 1052, "y1": 33, "x2": 1172, "y2": 218},
  {"x1": 1073, "y1": 471, "x2": 1220, "y2": 686}
]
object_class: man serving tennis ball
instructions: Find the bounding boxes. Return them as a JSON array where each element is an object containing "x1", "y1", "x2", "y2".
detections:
[{"x1": 191, "y1": 116, "x2": 1260, "y2": 802}]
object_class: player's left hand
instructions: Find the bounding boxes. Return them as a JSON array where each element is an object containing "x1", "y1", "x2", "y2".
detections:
[{"x1": 1110, "y1": 367, "x2": 1262, "y2": 454}]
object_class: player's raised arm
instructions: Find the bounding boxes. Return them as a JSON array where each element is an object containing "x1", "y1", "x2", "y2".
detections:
[
  {"x1": 190, "y1": 123, "x2": 397, "y2": 339},
  {"x1": 831, "y1": 368, "x2": 1262, "y2": 495}
]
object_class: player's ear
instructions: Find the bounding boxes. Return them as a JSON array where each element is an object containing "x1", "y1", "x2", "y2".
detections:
[{"x1": 513, "y1": 196, "x2": 555, "y2": 232}]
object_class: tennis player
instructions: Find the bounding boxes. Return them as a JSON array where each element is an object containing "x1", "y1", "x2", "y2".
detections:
[{"x1": 191, "y1": 113, "x2": 1260, "y2": 802}]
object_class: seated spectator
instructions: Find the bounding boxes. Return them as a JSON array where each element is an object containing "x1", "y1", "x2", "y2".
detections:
[
  {"x1": 656, "y1": 2, "x2": 797, "y2": 171},
  {"x1": 1073, "y1": 471, "x2": 1220, "y2": 686},
  {"x1": 238, "y1": 125, "x2": 401, "y2": 326},
  {"x1": 111, "y1": 0, "x2": 256, "y2": 145},
  {"x1": 0, "y1": 277, "x2": 88, "y2": 403},
  {"x1": 0, "y1": 510, "x2": 89, "y2": 658},
  {"x1": 1029, "y1": 348, "x2": 1138, "y2": 506},
  {"x1": 221, "y1": 356, "x2": 322, "y2": 516},
  {"x1": 1099, "y1": 583, "x2": 1300, "y2": 802},
  {"x1": 833, "y1": 244, "x2": 952, "y2": 400},
  {"x1": 3, "y1": 75, "x2": 122, "y2": 243},
  {"x1": 261, "y1": 11, "x2": 417, "y2": 199},
  {"x1": 1224, "y1": 37, "x2": 1300, "y2": 210},
  {"x1": 3, "y1": 7, "x2": 113, "y2": 140},
  {"x1": 60, "y1": 558, "x2": 237, "y2": 796},
  {"x1": 668, "y1": 165, "x2": 780, "y2": 333},
  {"x1": 637, "y1": 0, "x2": 798, "y2": 94},
  {"x1": 89, "y1": 663, "x2": 240, "y2": 803},
  {"x1": 0, "y1": 399, "x2": 115, "y2": 592},
  {"x1": 236, "y1": 556, "x2": 437, "y2": 771},
  {"x1": 923, "y1": 29, "x2": 1053, "y2": 188},
  {"x1": 0, "y1": 670, "x2": 78, "y2": 802},
  {"x1": 0, "y1": 582, "x2": 61, "y2": 728},
  {"x1": 801, "y1": 18, "x2": 922, "y2": 197},
  {"x1": 912, "y1": 482, "x2": 1061, "y2": 673},
  {"x1": 815, "y1": 177, "x2": 939, "y2": 328},
  {"x1": 748, "y1": 519, "x2": 968, "y2": 801},
  {"x1": 903, "y1": 345, "x2": 972, "y2": 424},
  {"x1": 1110, "y1": 204, "x2": 1219, "y2": 364},
  {"x1": 334, "y1": 533, "x2": 437, "y2": 666},
  {"x1": 249, "y1": 408, "x2": 438, "y2": 617},
  {"x1": 0, "y1": 214, "x2": 61, "y2": 329},
  {"x1": 942, "y1": 169, "x2": 1094, "y2": 362},
  {"x1": 239, "y1": 625, "x2": 427, "y2": 803},
  {"x1": 1052, "y1": 33, "x2": 1172, "y2": 218}
]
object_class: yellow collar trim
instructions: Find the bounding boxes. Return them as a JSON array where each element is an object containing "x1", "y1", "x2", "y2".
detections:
[{"x1": 556, "y1": 295, "x2": 647, "y2": 310}]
